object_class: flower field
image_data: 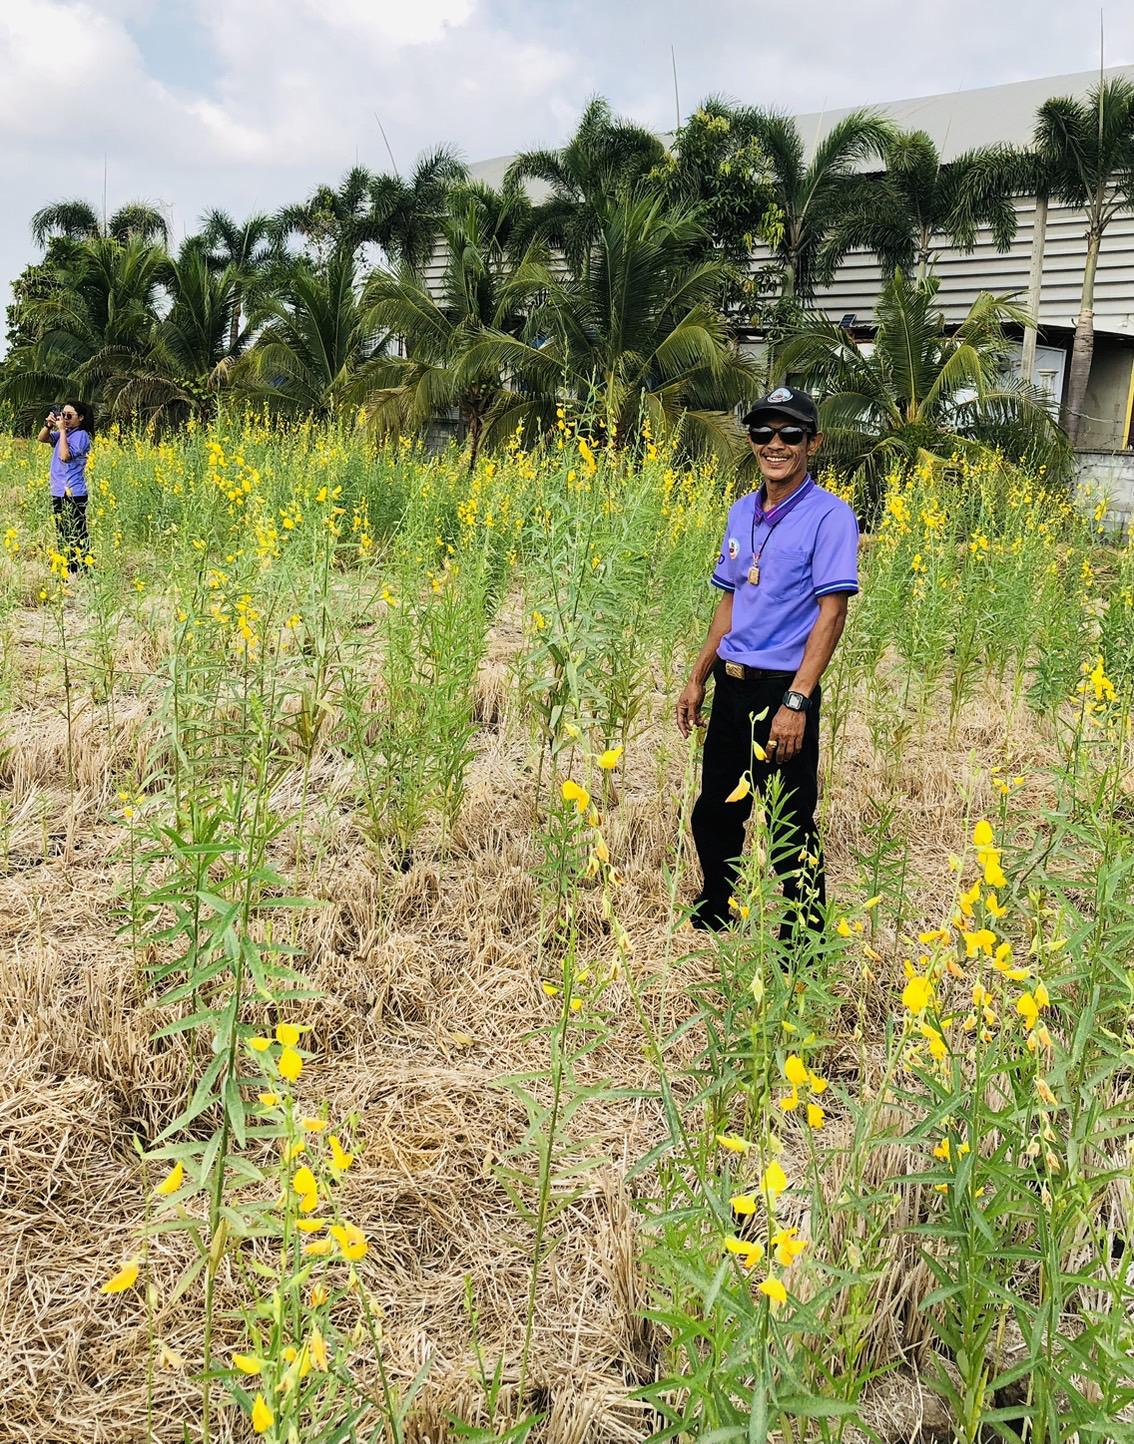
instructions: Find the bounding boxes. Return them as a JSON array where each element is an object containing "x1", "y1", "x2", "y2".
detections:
[{"x1": 2, "y1": 419, "x2": 1133, "y2": 1444}]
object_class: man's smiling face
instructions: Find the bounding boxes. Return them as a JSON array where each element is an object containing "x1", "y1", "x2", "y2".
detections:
[{"x1": 749, "y1": 413, "x2": 820, "y2": 488}]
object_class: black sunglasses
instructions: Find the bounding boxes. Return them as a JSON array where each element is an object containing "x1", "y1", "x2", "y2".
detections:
[{"x1": 748, "y1": 424, "x2": 811, "y2": 446}]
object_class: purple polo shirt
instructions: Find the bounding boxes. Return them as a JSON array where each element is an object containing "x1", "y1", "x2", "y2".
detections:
[
  {"x1": 48, "y1": 428, "x2": 91, "y2": 498},
  {"x1": 710, "y1": 475, "x2": 859, "y2": 671}
]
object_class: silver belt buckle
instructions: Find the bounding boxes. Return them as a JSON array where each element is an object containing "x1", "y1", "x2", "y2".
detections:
[{"x1": 724, "y1": 661, "x2": 746, "y2": 680}]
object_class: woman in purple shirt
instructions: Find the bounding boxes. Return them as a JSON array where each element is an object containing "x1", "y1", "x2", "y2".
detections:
[{"x1": 37, "y1": 399, "x2": 93, "y2": 573}]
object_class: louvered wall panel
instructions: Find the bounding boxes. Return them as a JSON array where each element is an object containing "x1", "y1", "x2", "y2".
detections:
[{"x1": 782, "y1": 198, "x2": 1134, "y2": 334}]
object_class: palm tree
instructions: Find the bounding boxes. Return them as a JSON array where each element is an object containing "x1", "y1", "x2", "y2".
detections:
[
  {"x1": 459, "y1": 194, "x2": 760, "y2": 461},
  {"x1": 656, "y1": 99, "x2": 779, "y2": 319},
  {"x1": 742, "y1": 107, "x2": 894, "y2": 300},
  {"x1": 777, "y1": 270, "x2": 1069, "y2": 500},
  {"x1": 238, "y1": 250, "x2": 387, "y2": 417},
  {"x1": 275, "y1": 165, "x2": 377, "y2": 263},
  {"x1": 363, "y1": 182, "x2": 545, "y2": 469},
  {"x1": 1031, "y1": 77, "x2": 1134, "y2": 443},
  {"x1": 197, "y1": 210, "x2": 281, "y2": 354},
  {"x1": 275, "y1": 149, "x2": 466, "y2": 266},
  {"x1": 366, "y1": 148, "x2": 470, "y2": 269},
  {"x1": 505, "y1": 98, "x2": 668, "y2": 271},
  {"x1": 30, "y1": 198, "x2": 169, "y2": 247},
  {"x1": 823, "y1": 130, "x2": 1020, "y2": 281},
  {"x1": 0, "y1": 235, "x2": 165, "y2": 422},
  {"x1": 96, "y1": 244, "x2": 245, "y2": 426}
]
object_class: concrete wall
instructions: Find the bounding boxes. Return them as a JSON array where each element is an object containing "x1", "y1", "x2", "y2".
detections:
[{"x1": 1074, "y1": 449, "x2": 1134, "y2": 532}]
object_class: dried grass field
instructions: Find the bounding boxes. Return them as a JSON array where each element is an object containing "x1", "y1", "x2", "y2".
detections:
[{"x1": 1, "y1": 423, "x2": 1132, "y2": 1444}]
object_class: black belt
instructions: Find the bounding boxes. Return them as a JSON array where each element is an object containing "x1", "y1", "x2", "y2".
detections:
[{"x1": 718, "y1": 660, "x2": 794, "y2": 682}]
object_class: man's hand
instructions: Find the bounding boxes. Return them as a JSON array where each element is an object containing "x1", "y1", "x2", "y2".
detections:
[
  {"x1": 767, "y1": 704, "x2": 805, "y2": 763},
  {"x1": 676, "y1": 677, "x2": 706, "y2": 738}
]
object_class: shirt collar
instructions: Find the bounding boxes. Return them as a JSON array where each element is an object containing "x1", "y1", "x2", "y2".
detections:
[{"x1": 753, "y1": 473, "x2": 814, "y2": 528}]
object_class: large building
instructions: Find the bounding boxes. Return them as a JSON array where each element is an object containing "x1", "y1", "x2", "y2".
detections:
[{"x1": 469, "y1": 64, "x2": 1134, "y2": 453}]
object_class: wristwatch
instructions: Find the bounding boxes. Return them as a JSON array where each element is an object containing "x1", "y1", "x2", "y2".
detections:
[{"x1": 782, "y1": 690, "x2": 811, "y2": 712}]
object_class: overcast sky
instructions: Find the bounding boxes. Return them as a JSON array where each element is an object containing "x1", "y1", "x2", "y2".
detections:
[{"x1": 2, "y1": 0, "x2": 1132, "y2": 343}]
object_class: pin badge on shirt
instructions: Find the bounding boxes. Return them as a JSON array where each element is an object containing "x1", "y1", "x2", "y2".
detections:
[{"x1": 727, "y1": 537, "x2": 740, "y2": 559}]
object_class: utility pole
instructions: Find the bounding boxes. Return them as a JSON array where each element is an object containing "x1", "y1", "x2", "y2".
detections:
[{"x1": 670, "y1": 45, "x2": 681, "y2": 131}]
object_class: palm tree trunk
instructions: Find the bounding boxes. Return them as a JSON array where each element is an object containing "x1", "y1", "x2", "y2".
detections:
[
  {"x1": 466, "y1": 412, "x2": 484, "y2": 474},
  {"x1": 1020, "y1": 190, "x2": 1048, "y2": 387},
  {"x1": 229, "y1": 289, "x2": 242, "y2": 356},
  {"x1": 1063, "y1": 230, "x2": 1101, "y2": 445}
]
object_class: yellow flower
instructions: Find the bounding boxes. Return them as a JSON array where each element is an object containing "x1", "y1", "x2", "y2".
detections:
[
  {"x1": 983, "y1": 855, "x2": 1007, "y2": 888},
  {"x1": 716, "y1": 1132, "x2": 750, "y2": 1153},
  {"x1": 303, "y1": 1238, "x2": 335, "y2": 1257},
  {"x1": 275, "y1": 1022, "x2": 301, "y2": 1047},
  {"x1": 597, "y1": 745, "x2": 624, "y2": 770},
  {"x1": 835, "y1": 917, "x2": 852, "y2": 937},
  {"x1": 1033, "y1": 981, "x2": 1050, "y2": 1008},
  {"x1": 963, "y1": 928, "x2": 997, "y2": 958},
  {"x1": 154, "y1": 1160, "x2": 184, "y2": 1196},
  {"x1": 309, "y1": 1325, "x2": 329, "y2": 1371},
  {"x1": 806, "y1": 1103, "x2": 825, "y2": 1130},
  {"x1": 329, "y1": 1134, "x2": 354, "y2": 1172},
  {"x1": 972, "y1": 819, "x2": 994, "y2": 848},
  {"x1": 258, "y1": 1092, "x2": 279, "y2": 1107},
  {"x1": 784, "y1": 1054, "x2": 809, "y2": 1087},
  {"x1": 296, "y1": 1216, "x2": 325, "y2": 1233},
  {"x1": 278, "y1": 1046, "x2": 303, "y2": 1082},
  {"x1": 233, "y1": 1353, "x2": 263, "y2": 1375},
  {"x1": 329, "y1": 1222, "x2": 368, "y2": 1261},
  {"x1": 292, "y1": 1165, "x2": 318, "y2": 1198},
  {"x1": 541, "y1": 981, "x2": 560, "y2": 997},
  {"x1": 863, "y1": 895, "x2": 882, "y2": 910},
  {"x1": 302, "y1": 1117, "x2": 328, "y2": 1132},
  {"x1": 758, "y1": 1276, "x2": 788, "y2": 1306},
  {"x1": 771, "y1": 1226, "x2": 808, "y2": 1267},
  {"x1": 760, "y1": 1161, "x2": 788, "y2": 1199},
  {"x1": 1016, "y1": 993, "x2": 1039, "y2": 1030},
  {"x1": 725, "y1": 776, "x2": 751, "y2": 803},
  {"x1": 724, "y1": 1235, "x2": 765, "y2": 1269},
  {"x1": 752, "y1": 741, "x2": 768, "y2": 762},
  {"x1": 1036, "y1": 1077, "x2": 1057, "y2": 1106},
  {"x1": 730, "y1": 1193, "x2": 757, "y2": 1215},
  {"x1": 249, "y1": 1036, "x2": 273, "y2": 1052},
  {"x1": 808, "y1": 1071, "x2": 827, "y2": 1094},
  {"x1": 251, "y1": 1393, "x2": 274, "y2": 1434},
  {"x1": 309, "y1": 1283, "x2": 328, "y2": 1307},
  {"x1": 778, "y1": 1087, "x2": 800, "y2": 1112},
  {"x1": 100, "y1": 1259, "x2": 140, "y2": 1294},
  {"x1": 561, "y1": 779, "x2": 590, "y2": 813},
  {"x1": 902, "y1": 975, "x2": 933, "y2": 1015}
]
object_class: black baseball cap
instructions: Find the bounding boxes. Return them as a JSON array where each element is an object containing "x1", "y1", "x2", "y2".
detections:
[{"x1": 741, "y1": 386, "x2": 819, "y2": 432}]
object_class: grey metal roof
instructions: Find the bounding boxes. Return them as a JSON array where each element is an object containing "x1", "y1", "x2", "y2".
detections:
[{"x1": 790, "y1": 64, "x2": 1134, "y2": 162}]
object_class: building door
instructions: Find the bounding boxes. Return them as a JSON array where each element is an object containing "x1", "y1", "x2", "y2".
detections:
[{"x1": 1029, "y1": 344, "x2": 1066, "y2": 415}]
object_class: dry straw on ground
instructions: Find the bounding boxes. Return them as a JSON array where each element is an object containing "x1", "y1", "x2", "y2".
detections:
[{"x1": 0, "y1": 593, "x2": 1059, "y2": 1443}]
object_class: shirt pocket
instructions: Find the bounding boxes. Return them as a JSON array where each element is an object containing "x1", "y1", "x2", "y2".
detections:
[{"x1": 763, "y1": 543, "x2": 812, "y2": 599}]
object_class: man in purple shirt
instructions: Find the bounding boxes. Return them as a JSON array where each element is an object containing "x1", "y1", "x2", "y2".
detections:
[
  {"x1": 37, "y1": 399, "x2": 93, "y2": 573},
  {"x1": 676, "y1": 386, "x2": 859, "y2": 941}
]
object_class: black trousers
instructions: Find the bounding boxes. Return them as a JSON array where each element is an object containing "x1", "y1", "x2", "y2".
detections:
[
  {"x1": 52, "y1": 495, "x2": 89, "y2": 572},
  {"x1": 691, "y1": 660, "x2": 825, "y2": 938}
]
